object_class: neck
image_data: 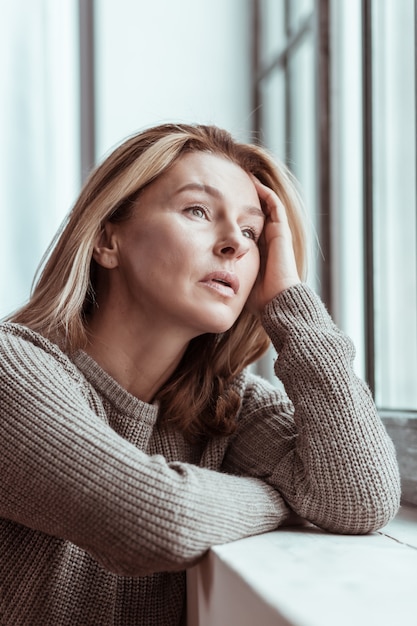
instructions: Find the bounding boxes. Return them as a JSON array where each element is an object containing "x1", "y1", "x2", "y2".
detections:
[{"x1": 85, "y1": 315, "x2": 190, "y2": 404}]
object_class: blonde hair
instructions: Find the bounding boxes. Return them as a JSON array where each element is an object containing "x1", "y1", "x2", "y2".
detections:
[{"x1": 10, "y1": 123, "x2": 307, "y2": 440}]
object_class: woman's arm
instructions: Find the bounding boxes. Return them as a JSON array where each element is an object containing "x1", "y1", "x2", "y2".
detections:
[
  {"x1": 223, "y1": 178, "x2": 400, "y2": 534},
  {"x1": 0, "y1": 326, "x2": 290, "y2": 577},
  {"x1": 222, "y1": 283, "x2": 401, "y2": 534}
]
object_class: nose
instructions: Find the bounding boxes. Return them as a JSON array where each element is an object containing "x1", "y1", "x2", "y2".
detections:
[{"x1": 214, "y1": 223, "x2": 250, "y2": 259}]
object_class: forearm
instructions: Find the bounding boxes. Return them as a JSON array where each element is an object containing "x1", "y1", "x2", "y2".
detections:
[
  {"x1": 1, "y1": 380, "x2": 289, "y2": 576},
  {"x1": 2, "y1": 435, "x2": 289, "y2": 576},
  {"x1": 265, "y1": 284, "x2": 400, "y2": 531},
  {"x1": 224, "y1": 284, "x2": 400, "y2": 534}
]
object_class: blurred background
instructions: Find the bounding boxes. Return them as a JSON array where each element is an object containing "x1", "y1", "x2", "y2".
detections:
[{"x1": 1, "y1": 0, "x2": 416, "y2": 425}]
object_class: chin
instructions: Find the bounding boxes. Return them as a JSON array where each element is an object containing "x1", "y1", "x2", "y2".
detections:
[
  {"x1": 190, "y1": 306, "x2": 243, "y2": 337},
  {"x1": 201, "y1": 318, "x2": 237, "y2": 336}
]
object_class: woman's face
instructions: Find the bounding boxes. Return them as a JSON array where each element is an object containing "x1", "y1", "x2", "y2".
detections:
[{"x1": 103, "y1": 151, "x2": 265, "y2": 340}]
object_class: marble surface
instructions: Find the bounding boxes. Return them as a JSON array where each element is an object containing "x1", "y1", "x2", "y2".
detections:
[{"x1": 187, "y1": 506, "x2": 417, "y2": 626}]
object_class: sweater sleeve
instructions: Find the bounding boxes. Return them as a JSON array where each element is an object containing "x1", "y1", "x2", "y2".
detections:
[
  {"x1": 0, "y1": 326, "x2": 290, "y2": 577},
  {"x1": 222, "y1": 283, "x2": 401, "y2": 534}
]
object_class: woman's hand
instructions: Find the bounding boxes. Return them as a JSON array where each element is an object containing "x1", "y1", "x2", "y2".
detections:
[{"x1": 248, "y1": 177, "x2": 301, "y2": 314}]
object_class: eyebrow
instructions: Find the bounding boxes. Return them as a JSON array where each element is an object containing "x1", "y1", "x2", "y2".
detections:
[{"x1": 176, "y1": 183, "x2": 265, "y2": 220}]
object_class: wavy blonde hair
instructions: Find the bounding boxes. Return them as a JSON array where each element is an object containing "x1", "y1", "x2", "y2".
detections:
[{"x1": 10, "y1": 123, "x2": 307, "y2": 441}]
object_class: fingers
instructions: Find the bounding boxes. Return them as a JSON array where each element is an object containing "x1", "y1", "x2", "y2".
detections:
[
  {"x1": 250, "y1": 176, "x2": 288, "y2": 226},
  {"x1": 247, "y1": 175, "x2": 301, "y2": 310}
]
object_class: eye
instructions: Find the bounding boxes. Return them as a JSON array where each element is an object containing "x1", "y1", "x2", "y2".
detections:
[
  {"x1": 241, "y1": 226, "x2": 259, "y2": 242},
  {"x1": 187, "y1": 205, "x2": 207, "y2": 219}
]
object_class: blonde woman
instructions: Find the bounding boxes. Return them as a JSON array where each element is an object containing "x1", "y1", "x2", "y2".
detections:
[{"x1": 0, "y1": 124, "x2": 400, "y2": 625}]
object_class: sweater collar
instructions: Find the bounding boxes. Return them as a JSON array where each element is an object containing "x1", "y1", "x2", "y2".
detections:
[{"x1": 71, "y1": 350, "x2": 159, "y2": 423}]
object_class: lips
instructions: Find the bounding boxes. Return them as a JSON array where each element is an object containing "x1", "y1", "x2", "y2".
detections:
[{"x1": 200, "y1": 271, "x2": 240, "y2": 295}]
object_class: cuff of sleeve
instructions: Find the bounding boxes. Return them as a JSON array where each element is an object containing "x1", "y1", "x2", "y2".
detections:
[{"x1": 261, "y1": 283, "x2": 334, "y2": 351}]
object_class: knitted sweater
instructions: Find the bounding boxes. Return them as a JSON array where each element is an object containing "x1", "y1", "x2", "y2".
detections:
[{"x1": 0, "y1": 284, "x2": 400, "y2": 626}]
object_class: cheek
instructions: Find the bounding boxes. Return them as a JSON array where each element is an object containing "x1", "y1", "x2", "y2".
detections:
[{"x1": 243, "y1": 250, "x2": 261, "y2": 290}]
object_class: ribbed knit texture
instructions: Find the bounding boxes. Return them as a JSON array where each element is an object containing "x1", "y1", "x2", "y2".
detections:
[{"x1": 0, "y1": 284, "x2": 400, "y2": 625}]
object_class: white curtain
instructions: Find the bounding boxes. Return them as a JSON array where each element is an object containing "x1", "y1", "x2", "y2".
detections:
[{"x1": 0, "y1": 0, "x2": 79, "y2": 318}]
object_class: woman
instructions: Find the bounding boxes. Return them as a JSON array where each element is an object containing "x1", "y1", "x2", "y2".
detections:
[{"x1": 0, "y1": 123, "x2": 400, "y2": 625}]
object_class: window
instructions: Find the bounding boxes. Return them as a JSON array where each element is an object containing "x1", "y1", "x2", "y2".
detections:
[
  {"x1": 371, "y1": 0, "x2": 417, "y2": 409},
  {"x1": 252, "y1": 0, "x2": 417, "y2": 505},
  {"x1": 252, "y1": 0, "x2": 323, "y2": 297},
  {"x1": 0, "y1": 0, "x2": 80, "y2": 319}
]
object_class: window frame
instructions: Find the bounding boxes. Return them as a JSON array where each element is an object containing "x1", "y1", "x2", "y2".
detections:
[
  {"x1": 79, "y1": 0, "x2": 96, "y2": 182},
  {"x1": 251, "y1": 0, "x2": 417, "y2": 506},
  {"x1": 361, "y1": 0, "x2": 417, "y2": 506}
]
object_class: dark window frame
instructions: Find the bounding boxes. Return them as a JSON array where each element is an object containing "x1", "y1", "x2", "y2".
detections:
[
  {"x1": 251, "y1": 0, "x2": 417, "y2": 506},
  {"x1": 251, "y1": 0, "x2": 332, "y2": 310},
  {"x1": 78, "y1": 0, "x2": 96, "y2": 182}
]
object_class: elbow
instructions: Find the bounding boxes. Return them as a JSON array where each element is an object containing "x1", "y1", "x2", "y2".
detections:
[
  {"x1": 298, "y1": 473, "x2": 402, "y2": 535},
  {"x1": 347, "y1": 468, "x2": 402, "y2": 534},
  {"x1": 338, "y1": 497, "x2": 400, "y2": 536},
  {"x1": 89, "y1": 547, "x2": 190, "y2": 578},
  {"x1": 319, "y1": 485, "x2": 401, "y2": 536},
  {"x1": 86, "y1": 527, "x2": 206, "y2": 578}
]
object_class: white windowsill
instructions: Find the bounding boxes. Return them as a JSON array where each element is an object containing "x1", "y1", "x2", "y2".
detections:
[{"x1": 187, "y1": 506, "x2": 417, "y2": 626}]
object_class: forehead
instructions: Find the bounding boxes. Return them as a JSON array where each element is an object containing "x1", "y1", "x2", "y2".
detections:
[
  {"x1": 136, "y1": 151, "x2": 263, "y2": 220},
  {"x1": 160, "y1": 151, "x2": 258, "y2": 199}
]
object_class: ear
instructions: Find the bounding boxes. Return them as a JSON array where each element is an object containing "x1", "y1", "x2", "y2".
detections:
[{"x1": 92, "y1": 222, "x2": 119, "y2": 269}]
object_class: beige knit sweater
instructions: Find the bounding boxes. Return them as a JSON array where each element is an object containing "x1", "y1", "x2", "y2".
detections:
[{"x1": 0, "y1": 284, "x2": 400, "y2": 625}]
